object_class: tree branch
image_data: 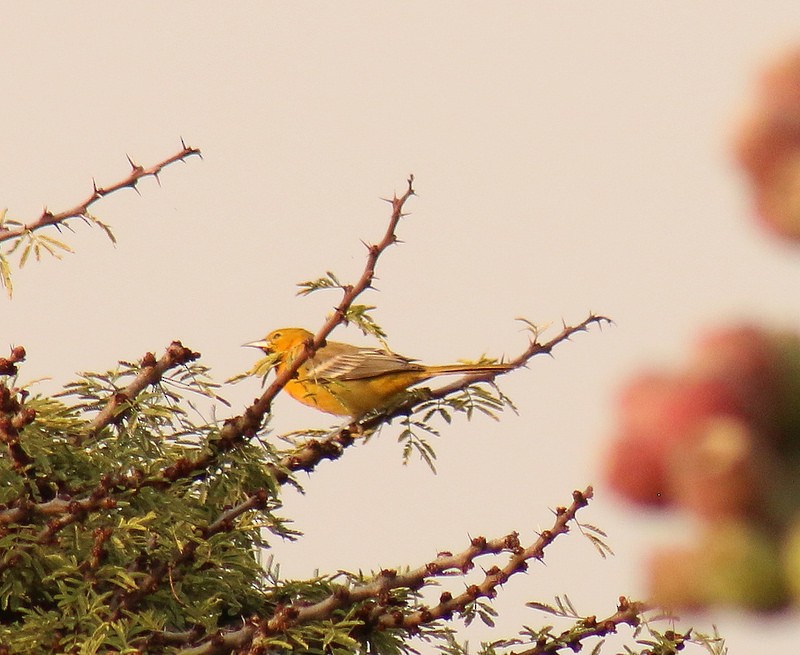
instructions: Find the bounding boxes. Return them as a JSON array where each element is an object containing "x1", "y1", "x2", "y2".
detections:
[
  {"x1": 0, "y1": 141, "x2": 201, "y2": 245},
  {"x1": 172, "y1": 486, "x2": 594, "y2": 655},
  {"x1": 377, "y1": 488, "x2": 593, "y2": 631},
  {"x1": 78, "y1": 340, "x2": 201, "y2": 445},
  {"x1": 514, "y1": 596, "x2": 650, "y2": 655}
]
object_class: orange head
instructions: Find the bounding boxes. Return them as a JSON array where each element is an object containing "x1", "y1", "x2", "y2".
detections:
[{"x1": 244, "y1": 327, "x2": 314, "y2": 359}]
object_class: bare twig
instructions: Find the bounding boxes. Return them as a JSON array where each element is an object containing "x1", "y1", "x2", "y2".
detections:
[
  {"x1": 397, "y1": 313, "x2": 612, "y2": 408},
  {"x1": 0, "y1": 141, "x2": 201, "y2": 245}
]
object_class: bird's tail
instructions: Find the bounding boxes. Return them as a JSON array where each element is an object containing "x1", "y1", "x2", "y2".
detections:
[{"x1": 425, "y1": 363, "x2": 514, "y2": 378}]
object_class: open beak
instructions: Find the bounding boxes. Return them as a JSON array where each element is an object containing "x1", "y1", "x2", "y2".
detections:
[{"x1": 243, "y1": 339, "x2": 270, "y2": 351}]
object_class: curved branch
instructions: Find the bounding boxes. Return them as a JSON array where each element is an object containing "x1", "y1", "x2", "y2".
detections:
[
  {"x1": 173, "y1": 487, "x2": 594, "y2": 655},
  {"x1": 377, "y1": 487, "x2": 593, "y2": 631}
]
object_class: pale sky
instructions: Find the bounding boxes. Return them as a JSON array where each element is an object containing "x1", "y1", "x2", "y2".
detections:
[{"x1": 3, "y1": 3, "x2": 800, "y2": 652}]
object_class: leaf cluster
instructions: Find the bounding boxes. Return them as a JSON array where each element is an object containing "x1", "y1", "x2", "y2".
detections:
[
  {"x1": 489, "y1": 597, "x2": 727, "y2": 655},
  {"x1": 0, "y1": 361, "x2": 289, "y2": 653},
  {"x1": 298, "y1": 271, "x2": 388, "y2": 345}
]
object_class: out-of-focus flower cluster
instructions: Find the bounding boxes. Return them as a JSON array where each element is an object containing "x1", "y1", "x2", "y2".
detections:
[
  {"x1": 606, "y1": 325, "x2": 800, "y2": 610},
  {"x1": 736, "y1": 47, "x2": 800, "y2": 242}
]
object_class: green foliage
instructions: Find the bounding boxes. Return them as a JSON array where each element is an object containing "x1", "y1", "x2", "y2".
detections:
[
  {"x1": 80, "y1": 211, "x2": 117, "y2": 246},
  {"x1": 398, "y1": 412, "x2": 440, "y2": 471},
  {"x1": 297, "y1": 272, "x2": 388, "y2": 344},
  {"x1": 474, "y1": 598, "x2": 728, "y2": 655},
  {"x1": 344, "y1": 304, "x2": 389, "y2": 344},
  {"x1": 0, "y1": 208, "x2": 116, "y2": 299},
  {"x1": 389, "y1": 380, "x2": 517, "y2": 471},
  {"x1": 0, "y1": 252, "x2": 11, "y2": 297},
  {"x1": 296, "y1": 270, "x2": 347, "y2": 296},
  {"x1": 11, "y1": 230, "x2": 75, "y2": 268},
  {"x1": 0, "y1": 361, "x2": 285, "y2": 652}
]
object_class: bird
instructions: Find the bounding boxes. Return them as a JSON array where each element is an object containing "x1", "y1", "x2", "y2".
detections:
[{"x1": 245, "y1": 327, "x2": 514, "y2": 418}]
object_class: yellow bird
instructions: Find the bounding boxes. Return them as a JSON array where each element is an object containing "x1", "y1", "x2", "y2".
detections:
[{"x1": 245, "y1": 327, "x2": 513, "y2": 418}]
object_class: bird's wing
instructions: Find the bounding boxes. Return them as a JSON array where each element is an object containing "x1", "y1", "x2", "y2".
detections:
[{"x1": 309, "y1": 347, "x2": 422, "y2": 381}]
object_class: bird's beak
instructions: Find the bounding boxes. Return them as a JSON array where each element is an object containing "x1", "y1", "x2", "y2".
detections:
[{"x1": 243, "y1": 339, "x2": 270, "y2": 351}]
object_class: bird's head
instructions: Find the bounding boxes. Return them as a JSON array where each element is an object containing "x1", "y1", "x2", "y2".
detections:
[{"x1": 243, "y1": 327, "x2": 314, "y2": 357}]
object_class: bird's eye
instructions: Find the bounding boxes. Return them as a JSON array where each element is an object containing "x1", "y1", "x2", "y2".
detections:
[{"x1": 270, "y1": 332, "x2": 281, "y2": 342}]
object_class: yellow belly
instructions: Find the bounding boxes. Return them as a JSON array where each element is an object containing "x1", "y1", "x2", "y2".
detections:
[{"x1": 283, "y1": 372, "x2": 428, "y2": 417}]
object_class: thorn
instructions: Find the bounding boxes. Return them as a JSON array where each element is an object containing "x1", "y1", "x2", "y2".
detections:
[
  {"x1": 180, "y1": 136, "x2": 187, "y2": 150},
  {"x1": 153, "y1": 171, "x2": 161, "y2": 187},
  {"x1": 380, "y1": 196, "x2": 392, "y2": 204},
  {"x1": 126, "y1": 154, "x2": 143, "y2": 173}
]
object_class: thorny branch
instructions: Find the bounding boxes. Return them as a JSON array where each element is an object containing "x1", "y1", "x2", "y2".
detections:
[
  {"x1": 169, "y1": 487, "x2": 595, "y2": 655},
  {"x1": 515, "y1": 596, "x2": 649, "y2": 655},
  {"x1": 79, "y1": 340, "x2": 201, "y2": 445},
  {"x1": 0, "y1": 141, "x2": 201, "y2": 245},
  {"x1": 215, "y1": 175, "x2": 417, "y2": 448}
]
